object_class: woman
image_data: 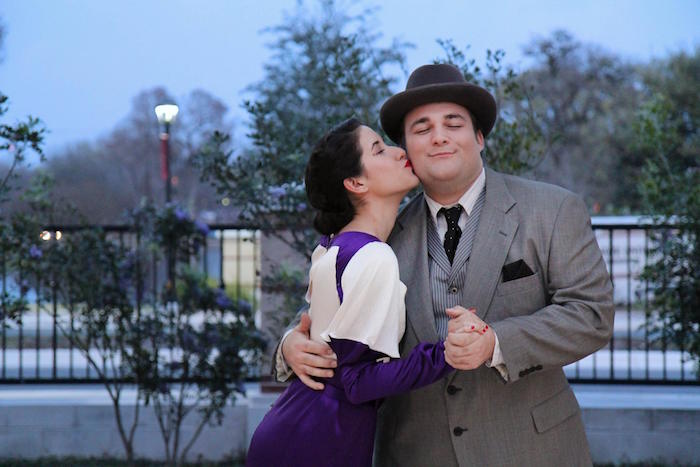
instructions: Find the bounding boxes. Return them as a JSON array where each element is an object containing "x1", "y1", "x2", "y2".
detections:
[{"x1": 246, "y1": 119, "x2": 477, "y2": 466}]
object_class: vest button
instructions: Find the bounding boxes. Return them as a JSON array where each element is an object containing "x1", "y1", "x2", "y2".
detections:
[
  {"x1": 453, "y1": 426, "x2": 467, "y2": 436},
  {"x1": 449, "y1": 286, "x2": 458, "y2": 294},
  {"x1": 446, "y1": 385, "x2": 461, "y2": 395}
]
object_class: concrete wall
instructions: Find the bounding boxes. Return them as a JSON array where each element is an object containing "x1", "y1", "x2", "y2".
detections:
[
  {"x1": 0, "y1": 403, "x2": 250, "y2": 461},
  {"x1": 583, "y1": 407, "x2": 700, "y2": 464},
  {"x1": 1, "y1": 391, "x2": 699, "y2": 464}
]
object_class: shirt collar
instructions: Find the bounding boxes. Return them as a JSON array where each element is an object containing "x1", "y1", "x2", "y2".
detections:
[{"x1": 424, "y1": 167, "x2": 486, "y2": 223}]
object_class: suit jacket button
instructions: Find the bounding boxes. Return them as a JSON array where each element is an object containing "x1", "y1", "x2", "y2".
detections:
[
  {"x1": 453, "y1": 427, "x2": 466, "y2": 436},
  {"x1": 446, "y1": 385, "x2": 461, "y2": 395}
]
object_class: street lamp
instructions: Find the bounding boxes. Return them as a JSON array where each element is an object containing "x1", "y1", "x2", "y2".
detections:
[
  {"x1": 155, "y1": 104, "x2": 179, "y2": 299},
  {"x1": 154, "y1": 104, "x2": 179, "y2": 203}
]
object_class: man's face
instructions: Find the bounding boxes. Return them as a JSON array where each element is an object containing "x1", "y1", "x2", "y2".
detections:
[{"x1": 403, "y1": 102, "x2": 484, "y2": 197}]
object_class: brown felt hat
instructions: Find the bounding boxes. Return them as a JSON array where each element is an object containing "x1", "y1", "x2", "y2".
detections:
[{"x1": 380, "y1": 63, "x2": 497, "y2": 143}]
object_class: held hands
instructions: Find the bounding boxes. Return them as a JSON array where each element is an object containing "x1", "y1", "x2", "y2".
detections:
[
  {"x1": 444, "y1": 306, "x2": 495, "y2": 370},
  {"x1": 282, "y1": 306, "x2": 494, "y2": 388},
  {"x1": 281, "y1": 312, "x2": 337, "y2": 390}
]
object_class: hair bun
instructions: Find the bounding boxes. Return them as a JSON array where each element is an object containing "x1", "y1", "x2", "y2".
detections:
[{"x1": 304, "y1": 118, "x2": 364, "y2": 235}]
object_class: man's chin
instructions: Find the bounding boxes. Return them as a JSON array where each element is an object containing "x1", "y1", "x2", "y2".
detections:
[{"x1": 426, "y1": 172, "x2": 464, "y2": 184}]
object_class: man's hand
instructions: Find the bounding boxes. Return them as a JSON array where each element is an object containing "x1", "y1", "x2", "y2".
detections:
[
  {"x1": 281, "y1": 312, "x2": 337, "y2": 390},
  {"x1": 444, "y1": 306, "x2": 495, "y2": 370}
]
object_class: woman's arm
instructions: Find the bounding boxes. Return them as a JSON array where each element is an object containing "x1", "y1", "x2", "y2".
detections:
[{"x1": 329, "y1": 338, "x2": 454, "y2": 405}]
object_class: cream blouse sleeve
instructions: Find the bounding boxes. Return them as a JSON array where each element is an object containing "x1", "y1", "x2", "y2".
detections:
[{"x1": 320, "y1": 242, "x2": 406, "y2": 359}]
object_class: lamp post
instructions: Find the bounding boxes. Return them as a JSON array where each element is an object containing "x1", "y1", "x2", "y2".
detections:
[
  {"x1": 154, "y1": 104, "x2": 179, "y2": 203},
  {"x1": 155, "y1": 104, "x2": 179, "y2": 299}
]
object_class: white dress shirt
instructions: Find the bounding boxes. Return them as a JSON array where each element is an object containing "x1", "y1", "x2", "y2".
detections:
[{"x1": 423, "y1": 167, "x2": 486, "y2": 240}]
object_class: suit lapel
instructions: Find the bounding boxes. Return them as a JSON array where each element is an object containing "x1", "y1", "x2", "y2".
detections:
[
  {"x1": 461, "y1": 169, "x2": 518, "y2": 321},
  {"x1": 389, "y1": 195, "x2": 439, "y2": 343}
]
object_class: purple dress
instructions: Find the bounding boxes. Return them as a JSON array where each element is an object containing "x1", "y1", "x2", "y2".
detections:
[{"x1": 247, "y1": 232, "x2": 453, "y2": 467}]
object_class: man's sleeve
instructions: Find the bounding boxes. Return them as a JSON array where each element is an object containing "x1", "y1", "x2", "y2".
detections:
[
  {"x1": 272, "y1": 305, "x2": 309, "y2": 382},
  {"x1": 485, "y1": 332, "x2": 509, "y2": 381}
]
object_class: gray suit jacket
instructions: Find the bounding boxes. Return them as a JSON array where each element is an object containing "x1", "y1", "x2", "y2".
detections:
[{"x1": 373, "y1": 168, "x2": 614, "y2": 467}]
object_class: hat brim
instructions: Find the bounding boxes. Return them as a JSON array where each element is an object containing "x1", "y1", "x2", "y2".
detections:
[{"x1": 379, "y1": 83, "x2": 497, "y2": 144}]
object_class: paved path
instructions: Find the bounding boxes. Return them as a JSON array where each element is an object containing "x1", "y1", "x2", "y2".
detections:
[{"x1": 2, "y1": 383, "x2": 700, "y2": 410}]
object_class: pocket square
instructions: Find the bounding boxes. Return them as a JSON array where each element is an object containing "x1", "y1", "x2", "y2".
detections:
[{"x1": 502, "y1": 259, "x2": 534, "y2": 282}]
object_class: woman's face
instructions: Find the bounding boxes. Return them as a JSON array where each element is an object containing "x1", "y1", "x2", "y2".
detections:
[{"x1": 354, "y1": 125, "x2": 419, "y2": 199}]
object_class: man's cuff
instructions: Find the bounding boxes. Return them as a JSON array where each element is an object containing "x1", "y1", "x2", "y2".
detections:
[
  {"x1": 485, "y1": 331, "x2": 509, "y2": 381},
  {"x1": 274, "y1": 329, "x2": 295, "y2": 382}
]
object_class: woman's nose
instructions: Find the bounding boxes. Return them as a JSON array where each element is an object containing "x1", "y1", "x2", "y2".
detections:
[{"x1": 394, "y1": 147, "x2": 407, "y2": 160}]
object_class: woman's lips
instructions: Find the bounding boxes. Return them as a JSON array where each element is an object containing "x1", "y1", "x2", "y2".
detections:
[{"x1": 404, "y1": 160, "x2": 413, "y2": 168}]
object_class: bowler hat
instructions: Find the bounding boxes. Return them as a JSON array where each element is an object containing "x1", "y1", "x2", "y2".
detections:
[{"x1": 380, "y1": 63, "x2": 497, "y2": 143}]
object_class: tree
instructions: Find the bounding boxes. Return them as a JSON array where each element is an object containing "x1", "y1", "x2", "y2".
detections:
[
  {"x1": 43, "y1": 88, "x2": 231, "y2": 224},
  {"x1": 629, "y1": 48, "x2": 700, "y2": 199},
  {"x1": 194, "y1": 0, "x2": 410, "y2": 259},
  {"x1": 0, "y1": 96, "x2": 46, "y2": 206},
  {"x1": 516, "y1": 30, "x2": 641, "y2": 212},
  {"x1": 636, "y1": 49, "x2": 700, "y2": 375},
  {"x1": 192, "y1": 0, "x2": 411, "y2": 337}
]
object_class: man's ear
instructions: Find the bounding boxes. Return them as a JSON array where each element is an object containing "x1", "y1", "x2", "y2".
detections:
[
  {"x1": 476, "y1": 130, "x2": 485, "y2": 151},
  {"x1": 343, "y1": 176, "x2": 367, "y2": 195}
]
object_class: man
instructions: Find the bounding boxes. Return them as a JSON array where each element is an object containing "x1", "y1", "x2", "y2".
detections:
[{"x1": 276, "y1": 64, "x2": 614, "y2": 466}]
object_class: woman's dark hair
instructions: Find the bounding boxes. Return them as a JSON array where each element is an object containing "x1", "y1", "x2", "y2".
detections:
[{"x1": 305, "y1": 118, "x2": 364, "y2": 236}]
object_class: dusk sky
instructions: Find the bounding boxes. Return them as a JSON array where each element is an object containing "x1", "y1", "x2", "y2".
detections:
[{"x1": 1, "y1": 0, "x2": 698, "y2": 156}]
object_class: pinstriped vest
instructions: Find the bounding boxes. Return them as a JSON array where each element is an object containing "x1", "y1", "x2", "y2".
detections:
[{"x1": 427, "y1": 189, "x2": 486, "y2": 338}]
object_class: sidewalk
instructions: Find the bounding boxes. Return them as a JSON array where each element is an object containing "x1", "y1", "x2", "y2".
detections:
[
  {"x1": 571, "y1": 383, "x2": 700, "y2": 409},
  {"x1": 3, "y1": 382, "x2": 699, "y2": 408}
]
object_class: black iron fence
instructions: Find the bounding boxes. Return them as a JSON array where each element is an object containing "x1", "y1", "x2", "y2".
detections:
[
  {"x1": 566, "y1": 219, "x2": 697, "y2": 384},
  {"x1": 0, "y1": 224, "x2": 261, "y2": 384},
  {"x1": 0, "y1": 220, "x2": 697, "y2": 385}
]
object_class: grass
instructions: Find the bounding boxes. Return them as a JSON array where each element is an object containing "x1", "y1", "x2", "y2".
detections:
[
  {"x1": 0, "y1": 459, "x2": 695, "y2": 467},
  {"x1": 0, "y1": 457, "x2": 245, "y2": 467}
]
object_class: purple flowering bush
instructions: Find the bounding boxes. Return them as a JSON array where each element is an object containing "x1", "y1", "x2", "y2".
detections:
[
  {"x1": 125, "y1": 201, "x2": 266, "y2": 464},
  {"x1": 1, "y1": 197, "x2": 265, "y2": 465},
  {"x1": 136, "y1": 267, "x2": 264, "y2": 464},
  {"x1": 0, "y1": 201, "x2": 49, "y2": 324},
  {"x1": 1, "y1": 88, "x2": 47, "y2": 321}
]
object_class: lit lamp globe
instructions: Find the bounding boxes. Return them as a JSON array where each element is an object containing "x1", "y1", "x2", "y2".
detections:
[{"x1": 154, "y1": 104, "x2": 179, "y2": 126}]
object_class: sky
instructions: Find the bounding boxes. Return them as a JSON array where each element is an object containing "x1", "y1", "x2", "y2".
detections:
[{"x1": 1, "y1": 0, "x2": 698, "y2": 157}]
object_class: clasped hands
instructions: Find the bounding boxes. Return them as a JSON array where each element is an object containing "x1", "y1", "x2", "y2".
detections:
[
  {"x1": 443, "y1": 305, "x2": 495, "y2": 370},
  {"x1": 281, "y1": 306, "x2": 495, "y2": 390}
]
